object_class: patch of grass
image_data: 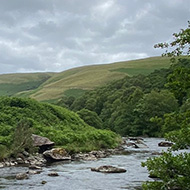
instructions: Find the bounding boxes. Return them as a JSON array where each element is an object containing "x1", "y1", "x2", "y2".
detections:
[
  {"x1": 64, "y1": 89, "x2": 87, "y2": 98},
  {"x1": 0, "y1": 81, "x2": 45, "y2": 96},
  {"x1": 0, "y1": 73, "x2": 53, "y2": 97},
  {"x1": 110, "y1": 67, "x2": 161, "y2": 76}
]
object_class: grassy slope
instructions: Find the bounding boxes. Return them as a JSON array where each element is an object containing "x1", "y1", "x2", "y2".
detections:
[
  {"x1": 0, "y1": 56, "x2": 171, "y2": 101},
  {"x1": 0, "y1": 97, "x2": 120, "y2": 152},
  {"x1": 29, "y1": 56, "x2": 171, "y2": 101},
  {"x1": 0, "y1": 73, "x2": 54, "y2": 96}
]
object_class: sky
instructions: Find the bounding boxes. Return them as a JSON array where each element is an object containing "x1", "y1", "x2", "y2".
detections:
[{"x1": 0, "y1": 0, "x2": 189, "y2": 74}]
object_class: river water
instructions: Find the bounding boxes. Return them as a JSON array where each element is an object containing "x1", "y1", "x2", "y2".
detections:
[{"x1": 0, "y1": 138, "x2": 168, "y2": 190}]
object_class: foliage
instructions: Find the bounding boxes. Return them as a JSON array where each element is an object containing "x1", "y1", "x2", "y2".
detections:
[
  {"x1": 68, "y1": 65, "x2": 177, "y2": 137},
  {"x1": 0, "y1": 145, "x2": 9, "y2": 161},
  {"x1": 142, "y1": 108, "x2": 190, "y2": 190},
  {"x1": 165, "y1": 60, "x2": 190, "y2": 104},
  {"x1": 154, "y1": 21, "x2": 190, "y2": 60},
  {"x1": 0, "y1": 97, "x2": 121, "y2": 156},
  {"x1": 133, "y1": 90, "x2": 178, "y2": 136},
  {"x1": 77, "y1": 109, "x2": 103, "y2": 129},
  {"x1": 11, "y1": 119, "x2": 35, "y2": 157},
  {"x1": 142, "y1": 151, "x2": 190, "y2": 190},
  {"x1": 142, "y1": 21, "x2": 190, "y2": 190}
]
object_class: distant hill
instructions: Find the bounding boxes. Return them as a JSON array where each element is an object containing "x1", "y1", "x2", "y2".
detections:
[
  {"x1": 0, "y1": 72, "x2": 54, "y2": 97},
  {"x1": 0, "y1": 56, "x2": 171, "y2": 102}
]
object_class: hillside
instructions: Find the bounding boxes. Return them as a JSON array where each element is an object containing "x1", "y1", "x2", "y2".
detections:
[
  {"x1": 0, "y1": 97, "x2": 120, "y2": 157},
  {"x1": 0, "y1": 56, "x2": 171, "y2": 102},
  {"x1": 68, "y1": 58, "x2": 190, "y2": 137},
  {"x1": 0, "y1": 72, "x2": 54, "y2": 97}
]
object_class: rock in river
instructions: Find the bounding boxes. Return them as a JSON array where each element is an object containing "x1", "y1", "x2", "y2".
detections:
[
  {"x1": 48, "y1": 172, "x2": 59, "y2": 177},
  {"x1": 158, "y1": 141, "x2": 173, "y2": 147},
  {"x1": 91, "y1": 165, "x2": 126, "y2": 173},
  {"x1": 43, "y1": 148, "x2": 71, "y2": 161},
  {"x1": 16, "y1": 173, "x2": 29, "y2": 180}
]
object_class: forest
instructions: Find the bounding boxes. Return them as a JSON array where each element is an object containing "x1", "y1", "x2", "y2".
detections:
[
  {"x1": 59, "y1": 21, "x2": 190, "y2": 189},
  {"x1": 60, "y1": 58, "x2": 190, "y2": 138}
]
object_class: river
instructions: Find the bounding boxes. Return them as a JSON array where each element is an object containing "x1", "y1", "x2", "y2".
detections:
[{"x1": 0, "y1": 138, "x2": 168, "y2": 190}]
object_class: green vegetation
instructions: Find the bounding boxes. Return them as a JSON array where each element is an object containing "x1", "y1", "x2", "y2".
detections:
[
  {"x1": 67, "y1": 61, "x2": 185, "y2": 137},
  {"x1": 110, "y1": 67, "x2": 160, "y2": 76},
  {"x1": 60, "y1": 21, "x2": 190, "y2": 189},
  {"x1": 0, "y1": 97, "x2": 121, "y2": 160},
  {"x1": 0, "y1": 73, "x2": 53, "y2": 97},
  {"x1": 64, "y1": 89, "x2": 87, "y2": 98},
  {"x1": 142, "y1": 21, "x2": 190, "y2": 190},
  {"x1": 77, "y1": 109, "x2": 103, "y2": 129}
]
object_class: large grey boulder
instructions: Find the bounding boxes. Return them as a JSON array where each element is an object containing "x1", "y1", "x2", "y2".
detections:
[
  {"x1": 43, "y1": 148, "x2": 71, "y2": 161},
  {"x1": 91, "y1": 165, "x2": 126, "y2": 173},
  {"x1": 32, "y1": 134, "x2": 54, "y2": 153}
]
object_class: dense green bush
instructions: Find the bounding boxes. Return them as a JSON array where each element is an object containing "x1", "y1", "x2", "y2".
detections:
[
  {"x1": 142, "y1": 151, "x2": 190, "y2": 190},
  {"x1": 0, "y1": 97, "x2": 121, "y2": 157},
  {"x1": 76, "y1": 109, "x2": 103, "y2": 129}
]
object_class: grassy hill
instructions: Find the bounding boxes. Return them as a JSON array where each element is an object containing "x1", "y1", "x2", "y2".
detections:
[
  {"x1": 0, "y1": 73, "x2": 54, "y2": 97},
  {"x1": 0, "y1": 56, "x2": 171, "y2": 102},
  {"x1": 0, "y1": 97, "x2": 120, "y2": 157}
]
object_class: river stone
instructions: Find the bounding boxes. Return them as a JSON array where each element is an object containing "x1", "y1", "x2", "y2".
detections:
[
  {"x1": 29, "y1": 164, "x2": 42, "y2": 170},
  {"x1": 135, "y1": 140, "x2": 148, "y2": 148},
  {"x1": 16, "y1": 158, "x2": 25, "y2": 164},
  {"x1": 91, "y1": 165, "x2": 126, "y2": 173},
  {"x1": 27, "y1": 170, "x2": 42, "y2": 175},
  {"x1": 128, "y1": 137, "x2": 144, "y2": 141},
  {"x1": 43, "y1": 148, "x2": 71, "y2": 161},
  {"x1": 0, "y1": 163, "x2": 4, "y2": 168},
  {"x1": 16, "y1": 173, "x2": 29, "y2": 180},
  {"x1": 158, "y1": 141, "x2": 173, "y2": 147},
  {"x1": 48, "y1": 172, "x2": 59, "y2": 176}
]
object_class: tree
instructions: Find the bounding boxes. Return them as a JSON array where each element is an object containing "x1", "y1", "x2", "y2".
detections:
[
  {"x1": 142, "y1": 21, "x2": 190, "y2": 190},
  {"x1": 134, "y1": 90, "x2": 178, "y2": 136},
  {"x1": 11, "y1": 119, "x2": 35, "y2": 157},
  {"x1": 154, "y1": 21, "x2": 190, "y2": 60},
  {"x1": 165, "y1": 59, "x2": 190, "y2": 104},
  {"x1": 76, "y1": 109, "x2": 103, "y2": 129}
]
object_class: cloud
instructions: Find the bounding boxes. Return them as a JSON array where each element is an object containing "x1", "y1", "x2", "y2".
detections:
[{"x1": 0, "y1": 0, "x2": 189, "y2": 74}]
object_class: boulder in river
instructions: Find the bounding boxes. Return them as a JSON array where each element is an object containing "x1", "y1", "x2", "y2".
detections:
[
  {"x1": 16, "y1": 173, "x2": 29, "y2": 180},
  {"x1": 27, "y1": 170, "x2": 42, "y2": 175},
  {"x1": 43, "y1": 148, "x2": 71, "y2": 161},
  {"x1": 158, "y1": 141, "x2": 173, "y2": 147},
  {"x1": 28, "y1": 164, "x2": 42, "y2": 170},
  {"x1": 48, "y1": 172, "x2": 59, "y2": 177},
  {"x1": 91, "y1": 165, "x2": 126, "y2": 173},
  {"x1": 125, "y1": 139, "x2": 148, "y2": 149}
]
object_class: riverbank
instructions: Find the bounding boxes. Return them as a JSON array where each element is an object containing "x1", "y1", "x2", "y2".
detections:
[
  {"x1": 0, "y1": 138, "x2": 167, "y2": 190},
  {"x1": 0, "y1": 142, "x2": 125, "y2": 168}
]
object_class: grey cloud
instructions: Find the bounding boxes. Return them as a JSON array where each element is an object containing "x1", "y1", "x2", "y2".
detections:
[{"x1": 0, "y1": 0, "x2": 189, "y2": 74}]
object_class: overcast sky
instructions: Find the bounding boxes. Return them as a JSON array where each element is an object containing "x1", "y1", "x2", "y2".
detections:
[{"x1": 0, "y1": 0, "x2": 189, "y2": 74}]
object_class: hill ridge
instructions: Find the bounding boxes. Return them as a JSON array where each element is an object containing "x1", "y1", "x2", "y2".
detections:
[{"x1": 0, "y1": 56, "x2": 171, "y2": 102}]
